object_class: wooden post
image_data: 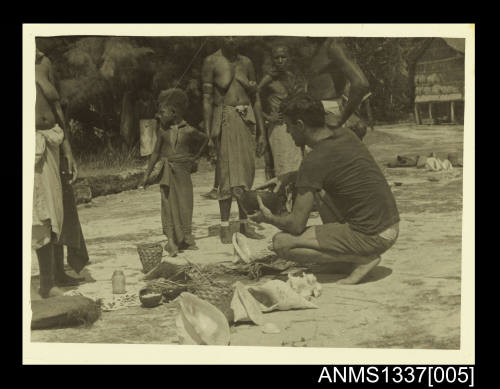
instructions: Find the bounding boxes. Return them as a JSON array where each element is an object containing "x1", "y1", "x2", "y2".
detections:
[
  {"x1": 450, "y1": 101, "x2": 456, "y2": 123},
  {"x1": 428, "y1": 102, "x2": 434, "y2": 124},
  {"x1": 414, "y1": 103, "x2": 422, "y2": 125}
]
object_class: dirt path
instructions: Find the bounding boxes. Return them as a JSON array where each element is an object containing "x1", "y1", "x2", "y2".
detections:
[{"x1": 30, "y1": 124, "x2": 464, "y2": 349}]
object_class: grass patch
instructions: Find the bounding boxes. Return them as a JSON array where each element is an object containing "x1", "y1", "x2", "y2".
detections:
[
  {"x1": 77, "y1": 146, "x2": 267, "y2": 179},
  {"x1": 77, "y1": 145, "x2": 148, "y2": 178}
]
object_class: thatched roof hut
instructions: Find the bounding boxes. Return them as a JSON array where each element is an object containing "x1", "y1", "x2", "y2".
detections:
[{"x1": 414, "y1": 38, "x2": 465, "y2": 124}]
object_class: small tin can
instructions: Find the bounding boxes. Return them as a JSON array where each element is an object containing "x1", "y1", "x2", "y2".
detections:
[{"x1": 112, "y1": 270, "x2": 127, "y2": 294}]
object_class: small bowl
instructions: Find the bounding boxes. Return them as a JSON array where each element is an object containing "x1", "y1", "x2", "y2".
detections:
[{"x1": 139, "y1": 288, "x2": 163, "y2": 308}]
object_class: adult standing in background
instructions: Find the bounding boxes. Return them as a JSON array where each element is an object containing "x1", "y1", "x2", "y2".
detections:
[
  {"x1": 258, "y1": 44, "x2": 306, "y2": 209},
  {"x1": 304, "y1": 37, "x2": 370, "y2": 141},
  {"x1": 201, "y1": 37, "x2": 267, "y2": 244},
  {"x1": 34, "y1": 46, "x2": 88, "y2": 298}
]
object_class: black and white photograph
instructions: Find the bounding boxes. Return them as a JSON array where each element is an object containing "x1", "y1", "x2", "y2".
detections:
[{"x1": 23, "y1": 24, "x2": 474, "y2": 365}]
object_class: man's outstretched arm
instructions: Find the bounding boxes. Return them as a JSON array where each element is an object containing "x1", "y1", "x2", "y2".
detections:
[
  {"x1": 247, "y1": 59, "x2": 267, "y2": 157},
  {"x1": 251, "y1": 187, "x2": 315, "y2": 235},
  {"x1": 201, "y1": 57, "x2": 214, "y2": 139},
  {"x1": 327, "y1": 40, "x2": 369, "y2": 127}
]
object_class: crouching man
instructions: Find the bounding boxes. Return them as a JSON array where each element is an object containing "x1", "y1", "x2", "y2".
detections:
[{"x1": 250, "y1": 93, "x2": 399, "y2": 284}]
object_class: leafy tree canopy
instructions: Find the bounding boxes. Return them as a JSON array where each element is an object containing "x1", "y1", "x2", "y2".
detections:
[{"x1": 35, "y1": 36, "x2": 431, "y2": 155}]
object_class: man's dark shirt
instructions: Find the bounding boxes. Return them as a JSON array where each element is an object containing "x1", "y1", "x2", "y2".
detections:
[{"x1": 296, "y1": 128, "x2": 400, "y2": 235}]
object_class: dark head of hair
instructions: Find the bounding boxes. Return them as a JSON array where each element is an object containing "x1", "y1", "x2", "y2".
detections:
[
  {"x1": 271, "y1": 43, "x2": 290, "y2": 55},
  {"x1": 158, "y1": 88, "x2": 189, "y2": 114},
  {"x1": 281, "y1": 93, "x2": 325, "y2": 128}
]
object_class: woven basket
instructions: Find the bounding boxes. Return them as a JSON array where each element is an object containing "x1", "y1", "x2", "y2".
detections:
[
  {"x1": 147, "y1": 279, "x2": 188, "y2": 302},
  {"x1": 187, "y1": 281, "x2": 235, "y2": 323},
  {"x1": 137, "y1": 243, "x2": 163, "y2": 274}
]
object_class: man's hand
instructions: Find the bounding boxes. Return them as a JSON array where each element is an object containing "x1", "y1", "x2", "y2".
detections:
[
  {"x1": 66, "y1": 154, "x2": 78, "y2": 184},
  {"x1": 190, "y1": 157, "x2": 199, "y2": 173},
  {"x1": 207, "y1": 137, "x2": 215, "y2": 149},
  {"x1": 268, "y1": 111, "x2": 283, "y2": 123},
  {"x1": 249, "y1": 195, "x2": 273, "y2": 224},
  {"x1": 255, "y1": 176, "x2": 283, "y2": 194},
  {"x1": 256, "y1": 136, "x2": 268, "y2": 158}
]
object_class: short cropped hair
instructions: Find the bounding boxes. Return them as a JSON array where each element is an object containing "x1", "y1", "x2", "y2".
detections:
[
  {"x1": 281, "y1": 93, "x2": 325, "y2": 128},
  {"x1": 158, "y1": 88, "x2": 189, "y2": 114}
]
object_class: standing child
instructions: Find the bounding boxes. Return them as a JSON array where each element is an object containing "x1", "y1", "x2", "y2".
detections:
[{"x1": 141, "y1": 89, "x2": 208, "y2": 257}]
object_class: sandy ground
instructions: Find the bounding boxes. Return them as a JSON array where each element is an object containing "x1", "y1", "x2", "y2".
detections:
[{"x1": 30, "y1": 124, "x2": 464, "y2": 349}]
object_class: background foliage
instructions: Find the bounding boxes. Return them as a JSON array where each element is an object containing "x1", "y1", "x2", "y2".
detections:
[{"x1": 36, "y1": 36, "x2": 433, "y2": 157}]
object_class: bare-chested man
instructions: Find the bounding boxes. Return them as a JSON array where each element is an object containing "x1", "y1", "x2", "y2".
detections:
[
  {"x1": 202, "y1": 37, "x2": 266, "y2": 244},
  {"x1": 258, "y1": 44, "x2": 306, "y2": 209},
  {"x1": 34, "y1": 47, "x2": 87, "y2": 298},
  {"x1": 303, "y1": 37, "x2": 370, "y2": 140}
]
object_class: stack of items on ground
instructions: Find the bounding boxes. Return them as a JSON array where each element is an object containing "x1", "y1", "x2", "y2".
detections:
[
  {"x1": 139, "y1": 234, "x2": 323, "y2": 345},
  {"x1": 387, "y1": 151, "x2": 462, "y2": 171}
]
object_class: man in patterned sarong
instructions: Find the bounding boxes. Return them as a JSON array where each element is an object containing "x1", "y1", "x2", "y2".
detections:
[{"x1": 202, "y1": 37, "x2": 267, "y2": 244}]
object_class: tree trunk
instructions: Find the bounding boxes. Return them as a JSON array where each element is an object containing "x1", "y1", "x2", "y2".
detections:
[{"x1": 120, "y1": 91, "x2": 138, "y2": 147}]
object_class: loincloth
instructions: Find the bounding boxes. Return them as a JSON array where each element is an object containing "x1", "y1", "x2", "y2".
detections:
[{"x1": 268, "y1": 122, "x2": 302, "y2": 177}]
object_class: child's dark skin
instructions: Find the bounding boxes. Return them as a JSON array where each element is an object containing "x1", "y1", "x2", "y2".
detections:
[
  {"x1": 140, "y1": 104, "x2": 208, "y2": 188},
  {"x1": 140, "y1": 102, "x2": 208, "y2": 256}
]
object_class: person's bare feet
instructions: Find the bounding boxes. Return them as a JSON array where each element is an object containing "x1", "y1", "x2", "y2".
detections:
[
  {"x1": 55, "y1": 272, "x2": 85, "y2": 287},
  {"x1": 201, "y1": 188, "x2": 219, "y2": 200},
  {"x1": 337, "y1": 256, "x2": 381, "y2": 285},
  {"x1": 48, "y1": 286, "x2": 64, "y2": 297},
  {"x1": 39, "y1": 286, "x2": 64, "y2": 298},
  {"x1": 165, "y1": 242, "x2": 179, "y2": 257},
  {"x1": 240, "y1": 223, "x2": 264, "y2": 240}
]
